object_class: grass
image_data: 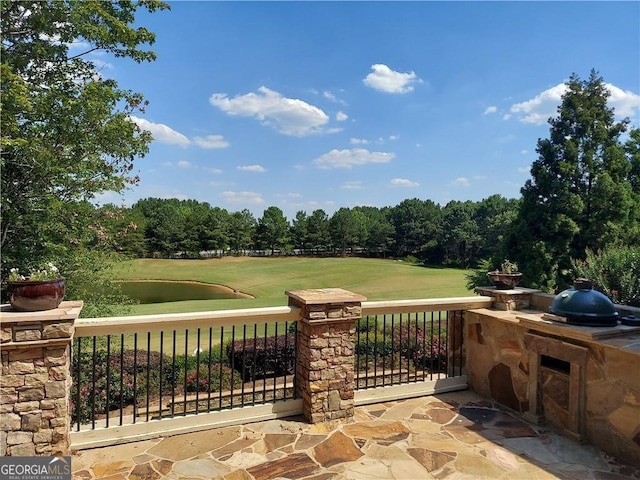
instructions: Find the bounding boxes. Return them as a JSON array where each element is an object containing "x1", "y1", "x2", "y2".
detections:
[
  {"x1": 112, "y1": 256, "x2": 473, "y2": 315},
  {"x1": 88, "y1": 257, "x2": 472, "y2": 353}
]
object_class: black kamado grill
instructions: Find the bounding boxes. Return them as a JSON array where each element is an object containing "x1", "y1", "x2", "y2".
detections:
[{"x1": 549, "y1": 278, "x2": 619, "y2": 327}]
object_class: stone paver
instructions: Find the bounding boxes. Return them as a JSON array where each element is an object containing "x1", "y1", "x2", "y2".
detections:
[{"x1": 72, "y1": 391, "x2": 640, "y2": 480}]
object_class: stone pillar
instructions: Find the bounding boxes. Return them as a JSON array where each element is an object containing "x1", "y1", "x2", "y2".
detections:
[
  {"x1": 286, "y1": 288, "x2": 366, "y2": 424},
  {"x1": 475, "y1": 286, "x2": 541, "y2": 311},
  {"x1": 0, "y1": 301, "x2": 82, "y2": 456}
]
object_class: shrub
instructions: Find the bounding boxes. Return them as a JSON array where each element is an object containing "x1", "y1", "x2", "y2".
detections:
[
  {"x1": 411, "y1": 339, "x2": 448, "y2": 372},
  {"x1": 108, "y1": 349, "x2": 178, "y2": 388},
  {"x1": 227, "y1": 334, "x2": 295, "y2": 382},
  {"x1": 572, "y1": 246, "x2": 640, "y2": 306},
  {"x1": 71, "y1": 364, "x2": 139, "y2": 424},
  {"x1": 173, "y1": 349, "x2": 225, "y2": 379},
  {"x1": 465, "y1": 258, "x2": 494, "y2": 290},
  {"x1": 402, "y1": 255, "x2": 421, "y2": 265},
  {"x1": 391, "y1": 320, "x2": 448, "y2": 372},
  {"x1": 184, "y1": 363, "x2": 243, "y2": 393},
  {"x1": 72, "y1": 346, "x2": 177, "y2": 424},
  {"x1": 356, "y1": 316, "x2": 378, "y2": 333},
  {"x1": 355, "y1": 336, "x2": 394, "y2": 357}
]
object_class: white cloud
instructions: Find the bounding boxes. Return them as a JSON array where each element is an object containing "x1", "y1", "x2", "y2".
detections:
[
  {"x1": 193, "y1": 135, "x2": 229, "y2": 149},
  {"x1": 207, "y1": 168, "x2": 223, "y2": 174},
  {"x1": 209, "y1": 86, "x2": 330, "y2": 136},
  {"x1": 221, "y1": 191, "x2": 265, "y2": 205},
  {"x1": 375, "y1": 135, "x2": 399, "y2": 145},
  {"x1": 606, "y1": 83, "x2": 640, "y2": 118},
  {"x1": 453, "y1": 177, "x2": 470, "y2": 187},
  {"x1": 323, "y1": 91, "x2": 337, "y2": 101},
  {"x1": 510, "y1": 82, "x2": 639, "y2": 125},
  {"x1": 391, "y1": 178, "x2": 419, "y2": 187},
  {"x1": 363, "y1": 64, "x2": 421, "y2": 94},
  {"x1": 521, "y1": 150, "x2": 528, "y2": 155},
  {"x1": 177, "y1": 160, "x2": 191, "y2": 168},
  {"x1": 323, "y1": 90, "x2": 346, "y2": 105},
  {"x1": 350, "y1": 138, "x2": 368, "y2": 145},
  {"x1": 518, "y1": 166, "x2": 530, "y2": 173},
  {"x1": 510, "y1": 83, "x2": 566, "y2": 125},
  {"x1": 312, "y1": 148, "x2": 395, "y2": 169},
  {"x1": 66, "y1": 39, "x2": 91, "y2": 51},
  {"x1": 237, "y1": 165, "x2": 266, "y2": 173},
  {"x1": 342, "y1": 181, "x2": 363, "y2": 189},
  {"x1": 336, "y1": 111, "x2": 349, "y2": 121},
  {"x1": 129, "y1": 116, "x2": 190, "y2": 146},
  {"x1": 484, "y1": 106, "x2": 497, "y2": 115}
]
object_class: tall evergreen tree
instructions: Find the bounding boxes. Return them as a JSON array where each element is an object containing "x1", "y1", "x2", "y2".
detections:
[
  {"x1": 229, "y1": 210, "x2": 257, "y2": 253},
  {"x1": 256, "y1": 206, "x2": 289, "y2": 254},
  {"x1": 306, "y1": 209, "x2": 331, "y2": 252},
  {"x1": 506, "y1": 70, "x2": 639, "y2": 291}
]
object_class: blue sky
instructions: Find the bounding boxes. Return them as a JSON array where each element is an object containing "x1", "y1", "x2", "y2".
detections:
[{"x1": 90, "y1": 1, "x2": 639, "y2": 219}]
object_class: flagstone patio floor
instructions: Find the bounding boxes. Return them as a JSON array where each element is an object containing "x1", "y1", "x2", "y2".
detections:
[{"x1": 71, "y1": 389, "x2": 640, "y2": 480}]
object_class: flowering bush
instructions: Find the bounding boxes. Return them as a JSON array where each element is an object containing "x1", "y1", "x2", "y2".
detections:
[
  {"x1": 185, "y1": 363, "x2": 243, "y2": 393},
  {"x1": 8, "y1": 262, "x2": 61, "y2": 281},
  {"x1": 391, "y1": 321, "x2": 448, "y2": 373},
  {"x1": 71, "y1": 345, "x2": 173, "y2": 424},
  {"x1": 227, "y1": 334, "x2": 295, "y2": 382},
  {"x1": 411, "y1": 339, "x2": 448, "y2": 372},
  {"x1": 71, "y1": 372, "x2": 137, "y2": 424},
  {"x1": 354, "y1": 319, "x2": 449, "y2": 374}
]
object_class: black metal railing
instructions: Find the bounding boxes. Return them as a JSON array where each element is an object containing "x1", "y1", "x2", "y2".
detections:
[
  {"x1": 354, "y1": 310, "x2": 462, "y2": 390},
  {"x1": 72, "y1": 320, "x2": 297, "y2": 431}
]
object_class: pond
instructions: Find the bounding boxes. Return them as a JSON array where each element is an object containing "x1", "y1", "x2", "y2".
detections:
[{"x1": 118, "y1": 280, "x2": 253, "y2": 304}]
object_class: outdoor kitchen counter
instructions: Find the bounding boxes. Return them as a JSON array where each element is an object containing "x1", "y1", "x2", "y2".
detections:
[
  {"x1": 464, "y1": 306, "x2": 640, "y2": 466},
  {"x1": 467, "y1": 307, "x2": 640, "y2": 354}
]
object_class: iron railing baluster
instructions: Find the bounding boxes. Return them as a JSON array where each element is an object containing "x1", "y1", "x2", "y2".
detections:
[
  {"x1": 170, "y1": 330, "x2": 176, "y2": 417},
  {"x1": 183, "y1": 330, "x2": 188, "y2": 415},
  {"x1": 119, "y1": 334, "x2": 124, "y2": 425},
  {"x1": 195, "y1": 328, "x2": 201, "y2": 415},
  {"x1": 133, "y1": 333, "x2": 138, "y2": 424},
  {"x1": 146, "y1": 333, "x2": 151, "y2": 422},
  {"x1": 208, "y1": 327, "x2": 213, "y2": 412},
  {"x1": 105, "y1": 336, "x2": 111, "y2": 428},
  {"x1": 252, "y1": 323, "x2": 258, "y2": 404}
]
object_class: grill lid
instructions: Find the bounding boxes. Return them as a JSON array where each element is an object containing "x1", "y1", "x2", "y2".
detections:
[{"x1": 549, "y1": 278, "x2": 619, "y2": 327}]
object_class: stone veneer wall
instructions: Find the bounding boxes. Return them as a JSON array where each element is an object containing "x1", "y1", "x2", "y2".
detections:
[
  {"x1": 464, "y1": 299, "x2": 640, "y2": 466},
  {"x1": 287, "y1": 288, "x2": 365, "y2": 424},
  {"x1": 0, "y1": 301, "x2": 82, "y2": 456}
]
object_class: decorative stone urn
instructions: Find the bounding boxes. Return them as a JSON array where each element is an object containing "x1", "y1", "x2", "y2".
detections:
[
  {"x1": 487, "y1": 272, "x2": 523, "y2": 290},
  {"x1": 6, "y1": 277, "x2": 66, "y2": 311}
]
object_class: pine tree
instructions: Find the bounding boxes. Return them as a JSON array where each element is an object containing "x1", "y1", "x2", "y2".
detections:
[{"x1": 507, "y1": 70, "x2": 639, "y2": 291}]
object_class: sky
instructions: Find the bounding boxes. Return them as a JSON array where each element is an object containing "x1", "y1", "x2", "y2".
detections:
[{"x1": 88, "y1": 1, "x2": 640, "y2": 220}]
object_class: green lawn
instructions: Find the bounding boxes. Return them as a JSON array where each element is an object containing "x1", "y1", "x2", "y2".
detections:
[{"x1": 112, "y1": 257, "x2": 473, "y2": 315}]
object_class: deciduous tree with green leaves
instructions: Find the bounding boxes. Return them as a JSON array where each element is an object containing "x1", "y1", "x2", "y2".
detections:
[
  {"x1": 1, "y1": 1, "x2": 169, "y2": 307},
  {"x1": 506, "y1": 70, "x2": 640, "y2": 291}
]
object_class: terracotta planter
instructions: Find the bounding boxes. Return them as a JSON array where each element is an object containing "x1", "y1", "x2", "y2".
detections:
[
  {"x1": 487, "y1": 272, "x2": 523, "y2": 290},
  {"x1": 7, "y1": 277, "x2": 65, "y2": 311}
]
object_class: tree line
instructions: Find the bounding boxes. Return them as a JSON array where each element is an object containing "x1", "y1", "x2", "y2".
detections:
[{"x1": 88, "y1": 195, "x2": 520, "y2": 268}]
